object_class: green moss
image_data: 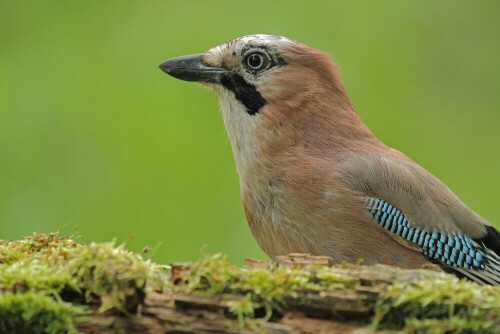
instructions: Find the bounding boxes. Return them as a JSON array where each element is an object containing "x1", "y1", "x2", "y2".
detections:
[
  {"x1": 0, "y1": 232, "x2": 167, "y2": 333},
  {"x1": 174, "y1": 253, "x2": 361, "y2": 325},
  {"x1": 66, "y1": 240, "x2": 166, "y2": 312},
  {"x1": 175, "y1": 254, "x2": 500, "y2": 333},
  {"x1": 1, "y1": 233, "x2": 499, "y2": 333},
  {"x1": 226, "y1": 294, "x2": 255, "y2": 327},
  {"x1": 0, "y1": 291, "x2": 85, "y2": 334},
  {"x1": 404, "y1": 317, "x2": 490, "y2": 334},
  {"x1": 375, "y1": 274, "x2": 500, "y2": 333}
]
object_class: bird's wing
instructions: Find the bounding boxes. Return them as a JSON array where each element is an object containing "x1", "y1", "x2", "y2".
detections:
[{"x1": 338, "y1": 150, "x2": 500, "y2": 284}]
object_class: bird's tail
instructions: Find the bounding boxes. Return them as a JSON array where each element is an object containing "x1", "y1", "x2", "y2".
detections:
[{"x1": 453, "y1": 250, "x2": 500, "y2": 285}]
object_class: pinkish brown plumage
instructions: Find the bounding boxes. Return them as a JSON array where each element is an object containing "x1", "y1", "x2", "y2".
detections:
[{"x1": 159, "y1": 34, "x2": 500, "y2": 284}]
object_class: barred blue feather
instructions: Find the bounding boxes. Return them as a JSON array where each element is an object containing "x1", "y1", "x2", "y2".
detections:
[
  {"x1": 366, "y1": 198, "x2": 500, "y2": 284},
  {"x1": 366, "y1": 197, "x2": 486, "y2": 270}
]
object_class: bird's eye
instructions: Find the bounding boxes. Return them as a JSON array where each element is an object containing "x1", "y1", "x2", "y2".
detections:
[{"x1": 244, "y1": 52, "x2": 268, "y2": 72}]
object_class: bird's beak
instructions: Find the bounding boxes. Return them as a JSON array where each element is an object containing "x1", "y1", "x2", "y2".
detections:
[{"x1": 158, "y1": 54, "x2": 227, "y2": 84}]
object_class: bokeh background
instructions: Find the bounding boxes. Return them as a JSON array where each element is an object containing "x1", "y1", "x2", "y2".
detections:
[{"x1": 1, "y1": 1, "x2": 499, "y2": 265}]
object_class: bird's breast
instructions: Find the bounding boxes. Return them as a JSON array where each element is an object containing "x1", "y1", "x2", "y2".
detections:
[{"x1": 238, "y1": 161, "x2": 342, "y2": 258}]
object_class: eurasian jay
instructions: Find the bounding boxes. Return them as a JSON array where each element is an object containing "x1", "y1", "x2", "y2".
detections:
[{"x1": 159, "y1": 35, "x2": 500, "y2": 285}]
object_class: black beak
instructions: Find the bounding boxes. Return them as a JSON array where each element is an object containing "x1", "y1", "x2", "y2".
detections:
[{"x1": 158, "y1": 54, "x2": 226, "y2": 83}]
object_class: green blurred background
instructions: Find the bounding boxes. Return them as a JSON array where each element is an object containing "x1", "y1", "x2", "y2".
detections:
[{"x1": 0, "y1": 1, "x2": 498, "y2": 265}]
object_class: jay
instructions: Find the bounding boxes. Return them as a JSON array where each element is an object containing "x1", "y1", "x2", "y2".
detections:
[{"x1": 159, "y1": 35, "x2": 500, "y2": 285}]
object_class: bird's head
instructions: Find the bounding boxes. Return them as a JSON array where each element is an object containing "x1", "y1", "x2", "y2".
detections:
[{"x1": 159, "y1": 35, "x2": 371, "y2": 174}]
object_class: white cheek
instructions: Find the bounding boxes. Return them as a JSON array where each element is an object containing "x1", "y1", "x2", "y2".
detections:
[{"x1": 214, "y1": 86, "x2": 261, "y2": 176}]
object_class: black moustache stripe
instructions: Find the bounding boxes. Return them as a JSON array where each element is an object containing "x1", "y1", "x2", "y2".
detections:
[{"x1": 220, "y1": 73, "x2": 266, "y2": 115}]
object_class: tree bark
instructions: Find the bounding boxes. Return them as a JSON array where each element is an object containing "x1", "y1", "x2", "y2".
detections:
[{"x1": 76, "y1": 254, "x2": 442, "y2": 334}]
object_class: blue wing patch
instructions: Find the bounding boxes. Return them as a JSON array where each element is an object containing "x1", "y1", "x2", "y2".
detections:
[{"x1": 366, "y1": 197, "x2": 485, "y2": 269}]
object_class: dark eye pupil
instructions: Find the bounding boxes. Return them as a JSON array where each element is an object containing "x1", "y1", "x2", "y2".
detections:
[{"x1": 248, "y1": 54, "x2": 263, "y2": 69}]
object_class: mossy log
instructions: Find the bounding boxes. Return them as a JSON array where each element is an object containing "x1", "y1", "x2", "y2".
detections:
[
  {"x1": 75, "y1": 255, "x2": 499, "y2": 333},
  {"x1": 77, "y1": 257, "x2": 419, "y2": 334},
  {"x1": 0, "y1": 233, "x2": 499, "y2": 333}
]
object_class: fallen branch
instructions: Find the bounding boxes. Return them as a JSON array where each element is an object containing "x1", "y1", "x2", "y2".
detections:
[{"x1": 0, "y1": 233, "x2": 499, "y2": 333}]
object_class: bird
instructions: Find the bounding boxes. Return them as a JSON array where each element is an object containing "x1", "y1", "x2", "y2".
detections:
[{"x1": 159, "y1": 34, "x2": 500, "y2": 285}]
